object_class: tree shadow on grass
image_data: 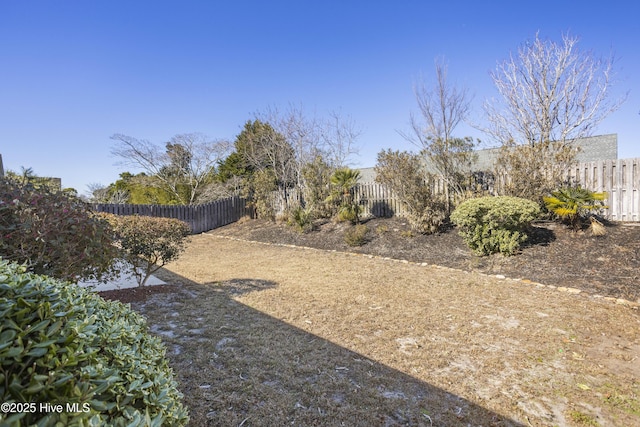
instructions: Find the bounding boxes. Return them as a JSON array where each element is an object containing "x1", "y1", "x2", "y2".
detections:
[{"x1": 134, "y1": 268, "x2": 524, "y2": 427}]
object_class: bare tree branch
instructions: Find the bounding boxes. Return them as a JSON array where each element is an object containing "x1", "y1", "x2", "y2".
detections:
[
  {"x1": 321, "y1": 110, "x2": 362, "y2": 168},
  {"x1": 400, "y1": 58, "x2": 475, "y2": 213},
  {"x1": 483, "y1": 32, "x2": 627, "y2": 147}
]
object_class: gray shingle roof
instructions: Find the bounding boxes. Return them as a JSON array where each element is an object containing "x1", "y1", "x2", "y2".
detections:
[{"x1": 358, "y1": 134, "x2": 618, "y2": 182}]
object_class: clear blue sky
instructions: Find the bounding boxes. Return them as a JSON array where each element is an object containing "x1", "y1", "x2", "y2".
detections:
[{"x1": 1, "y1": 1, "x2": 638, "y2": 193}]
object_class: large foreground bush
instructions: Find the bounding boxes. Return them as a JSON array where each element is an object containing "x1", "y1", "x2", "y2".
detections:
[
  {"x1": 101, "y1": 214, "x2": 191, "y2": 286},
  {"x1": 0, "y1": 260, "x2": 189, "y2": 426},
  {"x1": 0, "y1": 179, "x2": 119, "y2": 283},
  {"x1": 451, "y1": 196, "x2": 540, "y2": 256}
]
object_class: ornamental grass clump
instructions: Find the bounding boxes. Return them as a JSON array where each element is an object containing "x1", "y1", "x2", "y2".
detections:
[
  {"x1": 450, "y1": 196, "x2": 540, "y2": 256},
  {"x1": 0, "y1": 260, "x2": 189, "y2": 426},
  {"x1": 287, "y1": 206, "x2": 314, "y2": 233}
]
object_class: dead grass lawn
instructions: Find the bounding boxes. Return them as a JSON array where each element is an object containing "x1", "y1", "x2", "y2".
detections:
[{"x1": 133, "y1": 234, "x2": 639, "y2": 426}]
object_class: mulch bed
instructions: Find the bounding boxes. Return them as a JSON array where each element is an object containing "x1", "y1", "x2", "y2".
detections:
[{"x1": 99, "y1": 284, "x2": 179, "y2": 304}]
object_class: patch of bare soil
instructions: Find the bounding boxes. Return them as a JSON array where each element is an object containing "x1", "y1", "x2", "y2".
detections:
[
  {"x1": 103, "y1": 229, "x2": 640, "y2": 426},
  {"x1": 99, "y1": 284, "x2": 178, "y2": 303}
]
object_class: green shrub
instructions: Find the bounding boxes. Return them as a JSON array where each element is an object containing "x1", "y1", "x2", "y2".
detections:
[
  {"x1": 301, "y1": 155, "x2": 334, "y2": 219},
  {"x1": 286, "y1": 206, "x2": 314, "y2": 233},
  {"x1": 336, "y1": 203, "x2": 363, "y2": 224},
  {"x1": 247, "y1": 169, "x2": 277, "y2": 220},
  {"x1": 102, "y1": 214, "x2": 191, "y2": 286},
  {"x1": 543, "y1": 186, "x2": 607, "y2": 230},
  {"x1": 344, "y1": 224, "x2": 369, "y2": 246},
  {"x1": 0, "y1": 260, "x2": 189, "y2": 426},
  {"x1": 450, "y1": 196, "x2": 540, "y2": 256},
  {"x1": 0, "y1": 179, "x2": 119, "y2": 283}
]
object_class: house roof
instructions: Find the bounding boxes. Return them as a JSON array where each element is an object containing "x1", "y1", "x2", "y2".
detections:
[{"x1": 358, "y1": 134, "x2": 618, "y2": 182}]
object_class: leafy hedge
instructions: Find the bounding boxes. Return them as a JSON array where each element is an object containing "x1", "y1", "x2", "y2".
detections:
[
  {"x1": 0, "y1": 180, "x2": 119, "y2": 283},
  {"x1": 450, "y1": 196, "x2": 540, "y2": 256},
  {"x1": 0, "y1": 260, "x2": 189, "y2": 426}
]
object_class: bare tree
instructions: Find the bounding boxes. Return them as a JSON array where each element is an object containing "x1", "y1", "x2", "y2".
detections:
[
  {"x1": 256, "y1": 105, "x2": 362, "y2": 184},
  {"x1": 320, "y1": 110, "x2": 361, "y2": 168},
  {"x1": 483, "y1": 32, "x2": 627, "y2": 199},
  {"x1": 234, "y1": 105, "x2": 362, "y2": 216},
  {"x1": 256, "y1": 105, "x2": 321, "y2": 190},
  {"x1": 484, "y1": 32, "x2": 625, "y2": 147},
  {"x1": 402, "y1": 58, "x2": 475, "y2": 213},
  {"x1": 237, "y1": 118, "x2": 298, "y2": 193},
  {"x1": 110, "y1": 133, "x2": 230, "y2": 205}
]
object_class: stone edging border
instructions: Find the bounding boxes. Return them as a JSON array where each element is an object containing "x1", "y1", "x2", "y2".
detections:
[{"x1": 206, "y1": 234, "x2": 639, "y2": 310}]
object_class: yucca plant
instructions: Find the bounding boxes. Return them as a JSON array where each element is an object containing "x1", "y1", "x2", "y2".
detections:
[{"x1": 543, "y1": 186, "x2": 607, "y2": 230}]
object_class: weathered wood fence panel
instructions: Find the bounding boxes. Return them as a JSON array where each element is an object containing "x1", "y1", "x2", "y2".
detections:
[
  {"x1": 566, "y1": 158, "x2": 640, "y2": 222},
  {"x1": 94, "y1": 196, "x2": 249, "y2": 234},
  {"x1": 355, "y1": 182, "x2": 405, "y2": 217},
  {"x1": 269, "y1": 158, "x2": 640, "y2": 222}
]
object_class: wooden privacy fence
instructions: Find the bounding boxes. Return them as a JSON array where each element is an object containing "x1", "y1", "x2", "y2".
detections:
[
  {"x1": 566, "y1": 158, "x2": 640, "y2": 222},
  {"x1": 267, "y1": 181, "x2": 441, "y2": 218},
  {"x1": 93, "y1": 196, "x2": 250, "y2": 234},
  {"x1": 270, "y1": 158, "x2": 640, "y2": 222},
  {"x1": 94, "y1": 158, "x2": 639, "y2": 230}
]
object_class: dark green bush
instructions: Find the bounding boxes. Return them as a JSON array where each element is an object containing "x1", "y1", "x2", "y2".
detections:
[
  {"x1": 0, "y1": 260, "x2": 189, "y2": 426},
  {"x1": 0, "y1": 179, "x2": 119, "y2": 283},
  {"x1": 101, "y1": 214, "x2": 191, "y2": 286},
  {"x1": 450, "y1": 196, "x2": 540, "y2": 256}
]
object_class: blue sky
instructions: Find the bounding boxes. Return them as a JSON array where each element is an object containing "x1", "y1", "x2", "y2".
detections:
[{"x1": 1, "y1": 1, "x2": 638, "y2": 194}]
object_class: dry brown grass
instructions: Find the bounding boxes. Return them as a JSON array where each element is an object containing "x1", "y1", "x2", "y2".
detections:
[{"x1": 128, "y1": 234, "x2": 640, "y2": 426}]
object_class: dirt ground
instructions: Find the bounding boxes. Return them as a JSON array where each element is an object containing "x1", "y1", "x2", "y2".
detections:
[{"x1": 100, "y1": 217, "x2": 640, "y2": 426}]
